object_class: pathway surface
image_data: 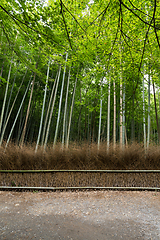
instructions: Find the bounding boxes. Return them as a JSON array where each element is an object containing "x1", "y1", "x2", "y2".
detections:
[{"x1": 0, "y1": 190, "x2": 160, "y2": 239}]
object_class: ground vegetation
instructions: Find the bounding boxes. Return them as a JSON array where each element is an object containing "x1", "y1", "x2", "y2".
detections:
[{"x1": 0, "y1": 1, "x2": 160, "y2": 169}]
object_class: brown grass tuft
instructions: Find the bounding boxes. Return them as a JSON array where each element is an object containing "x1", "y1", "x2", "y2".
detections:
[{"x1": 0, "y1": 142, "x2": 160, "y2": 170}]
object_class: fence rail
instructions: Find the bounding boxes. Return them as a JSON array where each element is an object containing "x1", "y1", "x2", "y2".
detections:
[
  {"x1": 1, "y1": 169, "x2": 160, "y2": 173},
  {"x1": 0, "y1": 186, "x2": 160, "y2": 191}
]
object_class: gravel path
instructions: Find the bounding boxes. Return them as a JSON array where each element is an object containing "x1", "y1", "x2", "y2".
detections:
[{"x1": 0, "y1": 191, "x2": 160, "y2": 239}]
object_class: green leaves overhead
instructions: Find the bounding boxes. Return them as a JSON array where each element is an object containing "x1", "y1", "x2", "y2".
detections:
[{"x1": 0, "y1": 0, "x2": 160, "y2": 80}]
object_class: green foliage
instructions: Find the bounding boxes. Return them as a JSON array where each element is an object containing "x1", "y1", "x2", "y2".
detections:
[
  {"x1": 0, "y1": 0, "x2": 160, "y2": 144},
  {"x1": 0, "y1": 76, "x2": 7, "y2": 84}
]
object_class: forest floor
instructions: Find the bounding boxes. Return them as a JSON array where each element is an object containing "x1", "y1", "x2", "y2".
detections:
[{"x1": 0, "y1": 190, "x2": 160, "y2": 240}]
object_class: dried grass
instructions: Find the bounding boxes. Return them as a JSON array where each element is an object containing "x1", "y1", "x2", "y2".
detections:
[
  {"x1": 0, "y1": 142, "x2": 160, "y2": 170},
  {"x1": 0, "y1": 142, "x2": 160, "y2": 188}
]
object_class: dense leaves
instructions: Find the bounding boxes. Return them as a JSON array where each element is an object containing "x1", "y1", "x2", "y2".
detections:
[{"x1": 0, "y1": 0, "x2": 160, "y2": 147}]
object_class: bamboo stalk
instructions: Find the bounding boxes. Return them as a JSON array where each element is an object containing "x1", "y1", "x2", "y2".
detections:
[
  {"x1": 0, "y1": 69, "x2": 28, "y2": 146},
  {"x1": 5, "y1": 78, "x2": 32, "y2": 149},
  {"x1": 62, "y1": 68, "x2": 70, "y2": 149},
  {"x1": 35, "y1": 60, "x2": 50, "y2": 152},
  {"x1": 0, "y1": 58, "x2": 12, "y2": 134},
  {"x1": 66, "y1": 68, "x2": 79, "y2": 148},
  {"x1": 43, "y1": 66, "x2": 61, "y2": 150},
  {"x1": 107, "y1": 80, "x2": 110, "y2": 151},
  {"x1": 53, "y1": 53, "x2": 68, "y2": 147},
  {"x1": 98, "y1": 80, "x2": 102, "y2": 150}
]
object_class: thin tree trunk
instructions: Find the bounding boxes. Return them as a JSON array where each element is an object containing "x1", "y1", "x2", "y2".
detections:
[
  {"x1": 143, "y1": 72, "x2": 146, "y2": 150},
  {"x1": 122, "y1": 83, "x2": 125, "y2": 147},
  {"x1": 131, "y1": 83, "x2": 135, "y2": 143},
  {"x1": 62, "y1": 68, "x2": 70, "y2": 149},
  {"x1": 0, "y1": 38, "x2": 6, "y2": 79},
  {"x1": 92, "y1": 111, "x2": 95, "y2": 142},
  {"x1": 16, "y1": 105, "x2": 24, "y2": 145},
  {"x1": 43, "y1": 66, "x2": 61, "y2": 150},
  {"x1": 120, "y1": 84, "x2": 123, "y2": 147},
  {"x1": 5, "y1": 79, "x2": 31, "y2": 149},
  {"x1": 107, "y1": 80, "x2": 110, "y2": 151},
  {"x1": 88, "y1": 99, "x2": 90, "y2": 143},
  {"x1": 0, "y1": 60, "x2": 4, "y2": 78},
  {"x1": 3, "y1": 63, "x2": 20, "y2": 128},
  {"x1": 53, "y1": 53, "x2": 68, "y2": 147},
  {"x1": 78, "y1": 87, "x2": 82, "y2": 142},
  {"x1": 90, "y1": 108, "x2": 92, "y2": 143},
  {"x1": 98, "y1": 82, "x2": 102, "y2": 150},
  {"x1": 101, "y1": 118, "x2": 106, "y2": 139},
  {"x1": 85, "y1": 105, "x2": 87, "y2": 140},
  {"x1": 41, "y1": 70, "x2": 58, "y2": 146},
  {"x1": 125, "y1": 126, "x2": 128, "y2": 146},
  {"x1": 25, "y1": 106, "x2": 35, "y2": 143},
  {"x1": 0, "y1": 69, "x2": 28, "y2": 146},
  {"x1": 138, "y1": 123, "x2": 141, "y2": 143},
  {"x1": 35, "y1": 60, "x2": 50, "y2": 152},
  {"x1": 158, "y1": 87, "x2": 160, "y2": 111},
  {"x1": 20, "y1": 69, "x2": 36, "y2": 147},
  {"x1": 119, "y1": 44, "x2": 123, "y2": 148},
  {"x1": 147, "y1": 69, "x2": 150, "y2": 149},
  {"x1": 29, "y1": 116, "x2": 36, "y2": 145},
  {"x1": 153, "y1": 81, "x2": 160, "y2": 142},
  {"x1": 113, "y1": 80, "x2": 116, "y2": 148},
  {"x1": 92, "y1": 100, "x2": 97, "y2": 143},
  {"x1": 0, "y1": 58, "x2": 12, "y2": 134},
  {"x1": 66, "y1": 70, "x2": 78, "y2": 149}
]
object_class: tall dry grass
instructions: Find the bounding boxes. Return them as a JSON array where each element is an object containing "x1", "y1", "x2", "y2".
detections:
[{"x1": 0, "y1": 142, "x2": 160, "y2": 170}]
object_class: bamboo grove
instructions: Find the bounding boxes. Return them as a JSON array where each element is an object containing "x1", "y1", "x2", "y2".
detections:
[{"x1": 0, "y1": 0, "x2": 160, "y2": 151}]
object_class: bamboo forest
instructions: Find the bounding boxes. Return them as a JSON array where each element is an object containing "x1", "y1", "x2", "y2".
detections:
[{"x1": 1, "y1": 0, "x2": 160, "y2": 170}]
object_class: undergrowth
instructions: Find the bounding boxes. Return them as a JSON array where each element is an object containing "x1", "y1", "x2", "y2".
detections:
[{"x1": 0, "y1": 142, "x2": 160, "y2": 170}]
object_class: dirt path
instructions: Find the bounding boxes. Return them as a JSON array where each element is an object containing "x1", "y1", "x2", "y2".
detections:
[{"x1": 0, "y1": 191, "x2": 160, "y2": 239}]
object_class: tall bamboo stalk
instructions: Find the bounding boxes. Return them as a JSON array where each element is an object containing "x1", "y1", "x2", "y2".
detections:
[
  {"x1": 20, "y1": 68, "x2": 37, "y2": 147},
  {"x1": 0, "y1": 58, "x2": 12, "y2": 134},
  {"x1": 98, "y1": 80, "x2": 102, "y2": 150},
  {"x1": 143, "y1": 71, "x2": 146, "y2": 150},
  {"x1": 0, "y1": 60, "x2": 4, "y2": 78},
  {"x1": 66, "y1": 69, "x2": 78, "y2": 149},
  {"x1": 35, "y1": 60, "x2": 50, "y2": 152},
  {"x1": 119, "y1": 44, "x2": 123, "y2": 148},
  {"x1": 53, "y1": 53, "x2": 68, "y2": 147},
  {"x1": 113, "y1": 80, "x2": 116, "y2": 148},
  {"x1": 62, "y1": 68, "x2": 70, "y2": 149},
  {"x1": 5, "y1": 79, "x2": 31, "y2": 149},
  {"x1": 147, "y1": 68, "x2": 150, "y2": 149},
  {"x1": 3, "y1": 62, "x2": 20, "y2": 128},
  {"x1": 41, "y1": 70, "x2": 58, "y2": 146},
  {"x1": 107, "y1": 80, "x2": 110, "y2": 151},
  {"x1": 153, "y1": 80, "x2": 160, "y2": 143},
  {"x1": 131, "y1": 80, "x2": 135, "y2": 143},
  {"x1": 0, "y1": 69, "x2": 28, "y2": 146},
  {"x1": 120, "y1": 84, "x2": 123, "y2": 147},
  {"x1": 122, "y1": 83, "x2": 125, "y2": 146},
  {"x1": 43, "y1": 66, "x2": 61, "y2": 150},
  {"x1": 158, "y1": 87, "x2": 160, "y2": 111}
]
